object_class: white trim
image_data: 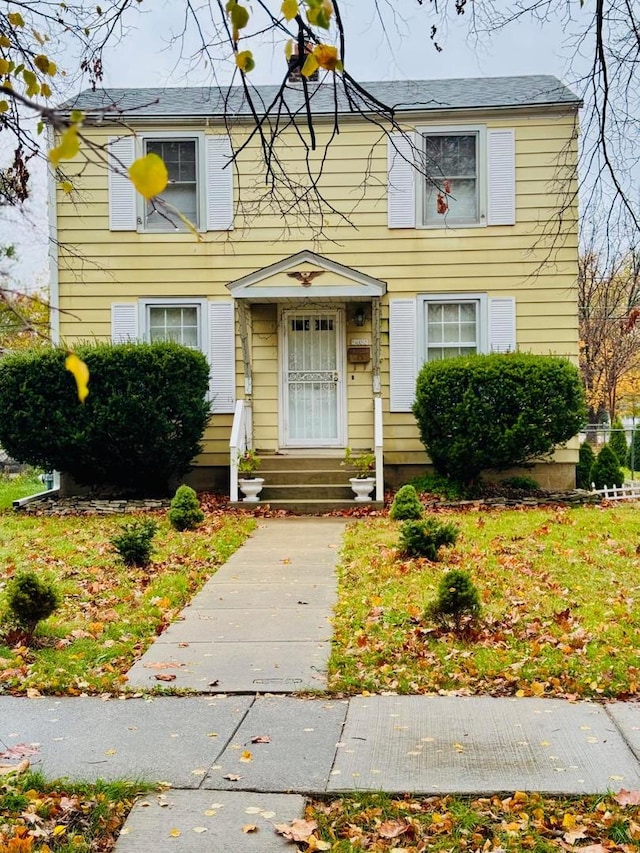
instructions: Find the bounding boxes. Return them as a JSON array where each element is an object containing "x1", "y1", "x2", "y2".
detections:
[
  {"x1": 418, "y1": 292, "x2": 489, "y2": 357},
  {"x1": 136, "y1": 132, "x2": 205, "y2": 232},
  {"x1": 415, "y1": 123, "x2": 487, "y2": 228},
  {"x1": 228, "y1": 249, "x2": 387, "y2": 298},
  {"x1": 46, "y1": 125, "x2": 60, "y2": 344},
  {"x1": 138, "y1": 297, "x2": 208, "y2": 350},
  {"x1": 279, "y1": 307, "x2": 346, "y2": 448}
]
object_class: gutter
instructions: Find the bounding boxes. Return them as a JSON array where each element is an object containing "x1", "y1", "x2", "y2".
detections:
[{"x1": 13, "y1": 488, "x2": 60, "y2": 510}]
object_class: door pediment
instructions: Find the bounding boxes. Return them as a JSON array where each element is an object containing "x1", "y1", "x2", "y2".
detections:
[{"x1": 226, "y1": 249, "x2": 387, "y2": 301}]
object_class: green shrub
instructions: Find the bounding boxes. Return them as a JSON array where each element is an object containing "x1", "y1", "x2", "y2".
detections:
[
  {"x1": 390, "y1": 484, "x2": 423, "y2": 520},
  {"x1": 168, "y1": 485, "x2": 204, "y2": 531},
  {"x1": 576, "y1": 442, "x2": 596, "y2": 489},
  {"x1": 111, "y1": 518, "x2": 158, "y2": 567},
  {"x1": 499, "y1": 475, "x2": 539, "y2": 491},
  {"x1": 609, "y1": 417, "x2": 628, "y2": 466},
  {"x1": 0, "y1": 342, "x2": 211, "y2": 496},
  {"x1": 591, "y1": 444, "x2": 624, "y2": 490},
  {"x1": 426, "y1": 569, "x2": 481, "y2": 630},
  {"x1": 399, "y1": 518, "x2": 459, "y2": 561},
  {"x1": 628, "y1": 427, "x2": 640, "y2": 472},
  {"x1": 412, "y1": 353, "x2": 586, "y2": 485},
  {"x1": 409, "y1": 473, "x2": 471, "y2": 501},
  {"x1": 5, "y1": 571, "x2": 60, "y2": 637}
]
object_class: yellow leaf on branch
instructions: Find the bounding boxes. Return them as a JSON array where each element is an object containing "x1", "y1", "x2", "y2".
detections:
[
  {"x1": 65, "y1": 353, "x2": 90, "y2": 403},
  {"x1": 235, "y1": 50, "x2": 255, "y2": 72},
  {"x1": 128, "y1": 153, "x2": 168, "y2": 200},
  {"x1": 281, "y1": 0, "x2": 299, "y2": 21},
  {"x1": 49, "y1": 125, "x2": 80, "y2": 167}
]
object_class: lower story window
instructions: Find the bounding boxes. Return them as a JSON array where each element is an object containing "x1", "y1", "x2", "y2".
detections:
[
  {"x1": 423, "y1": 299, "x2": 480, "y2": 361},
  {"x1": 148, "y1": 305, "x2": 200, "y2": 348}
]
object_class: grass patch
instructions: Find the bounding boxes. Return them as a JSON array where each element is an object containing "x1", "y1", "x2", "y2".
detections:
[
  {"x1": 0, "y1": 471, "x2": 44, "y2": 510},
  {"x1": 304, "y1": 791, "x2": 640, "y2": 851},
  {"x1": 0, "y1": 510, "x2": 254, "y2": 694},
  {"x1": 0, "y1": 769, "x2": 154, "y2": 851},
  {"x1": 329, "y1": 505, "x2": 640, "y2": 699}
]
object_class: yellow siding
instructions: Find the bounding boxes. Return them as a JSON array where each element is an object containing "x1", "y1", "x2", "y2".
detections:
[{"x1": 56, "y1": 106, "x2": 580, "y2": 472}]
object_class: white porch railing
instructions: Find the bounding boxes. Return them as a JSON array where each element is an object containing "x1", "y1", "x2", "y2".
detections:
[
  {"x1": 229, "y1": 399, "x2": 252, "y2": 502},
  {"x1": 374, "y1": 395, "x2": 384, "y2": 501}
]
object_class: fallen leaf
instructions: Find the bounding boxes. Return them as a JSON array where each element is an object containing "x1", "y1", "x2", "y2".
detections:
[
  {"x1": 155, "y1": 673, "x2": 177, "y2": 682},
  {"x1": 192, "y1": 827, "x2": 208, "y2": 833},
  {"x1": 274, "y1": 818, "x2": 318, "y2": 842},
  {"x1": 169, "y1": 828, "x2": 181, "y2": 837},
  {"x1": 0, "y1": 759, "x2": 29, "y2": 776},
  {"x1": 251, "y1": 735, "x2": 271, "y2": 744},
  {"x1": 224, "y1": 774, "x2": 241, "y2": 781},
  {"x1": 379, "y1": 819, "x2": 409, "y2": 838},
  {"x1": 240, "y1": 750, "x2": 253, "y2": 762},
  {"x1": 242, "y1": 824, "x2": 258, "y2": 833},
  {"x1": 0, "y1": 743, "x2": 40, "y2": 759},
  {"x1": 614, "y1": 789, "x2": 640, "y2": 806}
]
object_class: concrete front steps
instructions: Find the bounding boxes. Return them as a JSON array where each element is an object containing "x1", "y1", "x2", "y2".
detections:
[{"x1": 231, "y1": 453, "x2": 384, "y2": 514}]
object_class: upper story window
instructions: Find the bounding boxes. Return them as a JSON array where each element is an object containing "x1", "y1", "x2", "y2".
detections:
[
  {"x1": 144, "y1": 137, "x2": 199, "y2": 231},
  {"x1": 148, "y1": 304, "x2": 200, "y2": 348},
  {"x1": 423, "y1": 132, "x2": 480, "y2": 226},
  {"x1": 420, "y1": 126, "x2": 485, "y2": 228}
]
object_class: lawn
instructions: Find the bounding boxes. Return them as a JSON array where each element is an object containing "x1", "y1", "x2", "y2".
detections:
[
  {"x1": 303, "y1": 791, "x2": 640, "y2": 851},
  {"x1": 329, "y1": 504, "x2": 640, "y2": 700},
  {"x1": 0, "y1": 470, "x2": 45, "y2": 510},
  {"x1": 0, "y1": 507, "x2": 254, "y2": 695}
]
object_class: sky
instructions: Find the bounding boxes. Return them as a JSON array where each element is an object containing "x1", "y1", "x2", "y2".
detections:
[{"x1": 0, "y1": 1, "x2": 590, "y2": 294}]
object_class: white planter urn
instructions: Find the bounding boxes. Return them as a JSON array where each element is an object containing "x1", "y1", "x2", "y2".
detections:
[
  {"x1": 349, "y1": 477, "x2": 376, "y2": 502},
  {"x1": 238, "y1": 477, "x2": 265, "y2": 502}
]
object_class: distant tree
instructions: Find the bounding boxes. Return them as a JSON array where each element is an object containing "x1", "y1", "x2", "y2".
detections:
[
  {"x1": 627, "y1": 427, "x2": 640, "y2": 474},
  {"x1": 609, "y1": 416, "x2": 628, "y2": 466}
]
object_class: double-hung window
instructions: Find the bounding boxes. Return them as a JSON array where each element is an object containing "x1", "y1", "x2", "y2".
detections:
[
  {"x1": 144, "y1": 138, "x2": 199, "y2": 230},
  {"x1": 421, "y1": 127, "x2": 484, "y2": 227},
  {"x1": 147, "y1": 303, "x2": 201, "y2": 348},
  {"x1": 423, "y1": 299, "x2": 480, "y2": 360}
]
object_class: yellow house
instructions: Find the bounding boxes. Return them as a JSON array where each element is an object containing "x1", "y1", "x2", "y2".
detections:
[{"x1": 52, "y1": 75, "x2": 581, "y2": 506}]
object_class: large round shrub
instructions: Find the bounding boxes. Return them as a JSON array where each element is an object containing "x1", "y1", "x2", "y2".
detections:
[
  {"x1": 0, "y1": 342, "x2": 211, "y2": 495},
  {"x1": 412, "y1": 353, "x2": 586, "y2": 485}
]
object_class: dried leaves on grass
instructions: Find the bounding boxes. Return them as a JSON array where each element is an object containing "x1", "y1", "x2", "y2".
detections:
[
  {"x1": 330, "y1": 505, "x2": 640, "y2": 699},
  {"x1": 304, "y1": 790, "x2": 640, "y2": 852},
  {"x1": 0, "y1": 507, "x2": 254, "y2": 695}
]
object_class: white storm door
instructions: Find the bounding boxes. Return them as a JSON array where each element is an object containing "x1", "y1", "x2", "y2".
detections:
[{"x1": 281, "y1": 309, "x2": 345, "y2": 447}]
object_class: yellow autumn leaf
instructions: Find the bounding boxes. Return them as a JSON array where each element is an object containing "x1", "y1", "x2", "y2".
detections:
[
  {"x1": 169, "y1": 828, "x2": 181, "y2": 837},
  {"x1": 0, "y1": 100, "x2": 8, "y2": 114},
  {"x1": 49, "y1": 125, "x2": 80, "y2": 167},
  {"x1": 34, "y1": 54, "x2": 51, "y2": 73},
  {"x1": 301, "y1": 53, "x2": 319, "y2": 77},
  {"x1": 313, "y1": 43, "x2": 341, "y2": 71},
  {"x1": 8, "y1": 12, "x2": 25, "y2": 27},
  {"x1": 60, "y1": 181, "x2": 74, "y2": 193},
  {"x1": 0, "y1": 35, "x2": 10, "y2": 48},
  {"x1": 235, "y1": 50, "x2": 255, "y2": 73},
  {"x1": 281, "y1": 0, "x2": 299, "y2": 21},
  {"x1": 239, "y1": 750, "x2": 253, "y2": 762},
  {"x1": 65, "y1": 353, "x2": 90, "y2": 403},
  {"x1": 285, "y1": 39, "x2": 293, "y2": 61},
  {"x1": 128, "y1": 153, "x2": 168, "y2": 200},
  {"x1": 52, "y1": 825, "x2": 67, "y2": 836},
  {"x1": 0, "y1": 58, "x2": 9, "y2": 75}
]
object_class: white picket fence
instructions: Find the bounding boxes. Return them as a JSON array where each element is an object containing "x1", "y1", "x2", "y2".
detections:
[{"x1": 591, "y1": 481, "x2": 640, "y2": 501}]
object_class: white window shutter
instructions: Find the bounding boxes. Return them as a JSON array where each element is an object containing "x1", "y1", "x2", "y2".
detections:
[
  {"x1": 388, "y1": 134, "x2": 416, "y2": 229},
  {"x1": 111, "y1": 303, "x2": 138, "y2": 343},
  {"x1": 487, "y1": 129, "x2": 516, "y2": 226},
  {"x1": 489, "y1": 297, "x2": 516, "y2": 352},
  {"x1": 206, "y1": 135, "x2": 234, "y2": 231},
  {"x1": 389, "y1": 299, "x2": 417, "y2": 412},
  {"x1": 208, "y1": 301, "x2": 236, "y2": 413},
  {"x1": 108, "y1": 136, "x2": 136, "y2": 230}
]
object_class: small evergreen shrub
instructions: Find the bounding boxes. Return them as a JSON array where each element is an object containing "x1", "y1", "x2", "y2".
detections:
[
  {"x1": 576, "y1": 442, "x2": 596, "y2": 489},
  {"x1": 628, "y1": 427, "x2": 640, "y2": 472},
  {"x1": 5, "y1": 571, "x2": 60, "y2": 637},
  {"x1": 399, "y1": 518, "x2": 459, "y2": 561},
  {"x1": 168, "y1": 485, "x2": 204, "y2": 531},
  {"x1": 390, "y1": 484, "x2": 423, "y2": 520},
  {"x1": 409, "y1": 473, "x2": 471, "y2": 501},
  {"x1": 591, "y1": 444, "x2": 624, "y2": 490},
  {"x1": 111, "y1": 518, "x2": 158, "y2": 567},
  {"x1": 609, "y1": 417, "x2": 628, "y2": 466},
  {"x1": 426, "y1": 569, "x2": 481, "y2": 630},
  {"x1": 499, "y1": 475, "x2": 539, "y2": 491},
  {"x1": 412, "y1": 353, "x2": 586, "y2": 485}
]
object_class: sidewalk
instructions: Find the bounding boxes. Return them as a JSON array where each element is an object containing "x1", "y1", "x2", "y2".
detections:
[{"x1": 2, "y1": 519, "x2": 640, "y2": 851}]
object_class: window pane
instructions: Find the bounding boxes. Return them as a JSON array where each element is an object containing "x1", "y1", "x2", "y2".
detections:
[
  {"x1": 426, "y1": 301, "x2": 478, "y2": 360},
  {"x1": 423, "y1": 132, "x2": 478, "y2": 225},
  {"x1": 148, "y1": 306, "x2": 199, "y2": 348},
  {"x1": 144, "y1": 139, "x2": 199, "y2": 230}
]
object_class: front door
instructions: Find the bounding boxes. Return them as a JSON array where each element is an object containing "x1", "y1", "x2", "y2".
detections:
[{"x1": 281, "y1": 308, "x2": 345, "y2": 447}]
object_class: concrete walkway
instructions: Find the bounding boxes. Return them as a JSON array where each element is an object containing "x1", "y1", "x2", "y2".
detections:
[
  {"x1": 3, "y1": 519, "x2": 640, "y2": 851},
  {"x1": 126, "y1": 518, "x2": 344, "y2": 693}
]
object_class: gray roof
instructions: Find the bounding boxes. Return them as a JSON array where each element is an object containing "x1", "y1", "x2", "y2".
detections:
[{"x1": 64, "y1": 75, "x2": 580, "y2": 120}]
